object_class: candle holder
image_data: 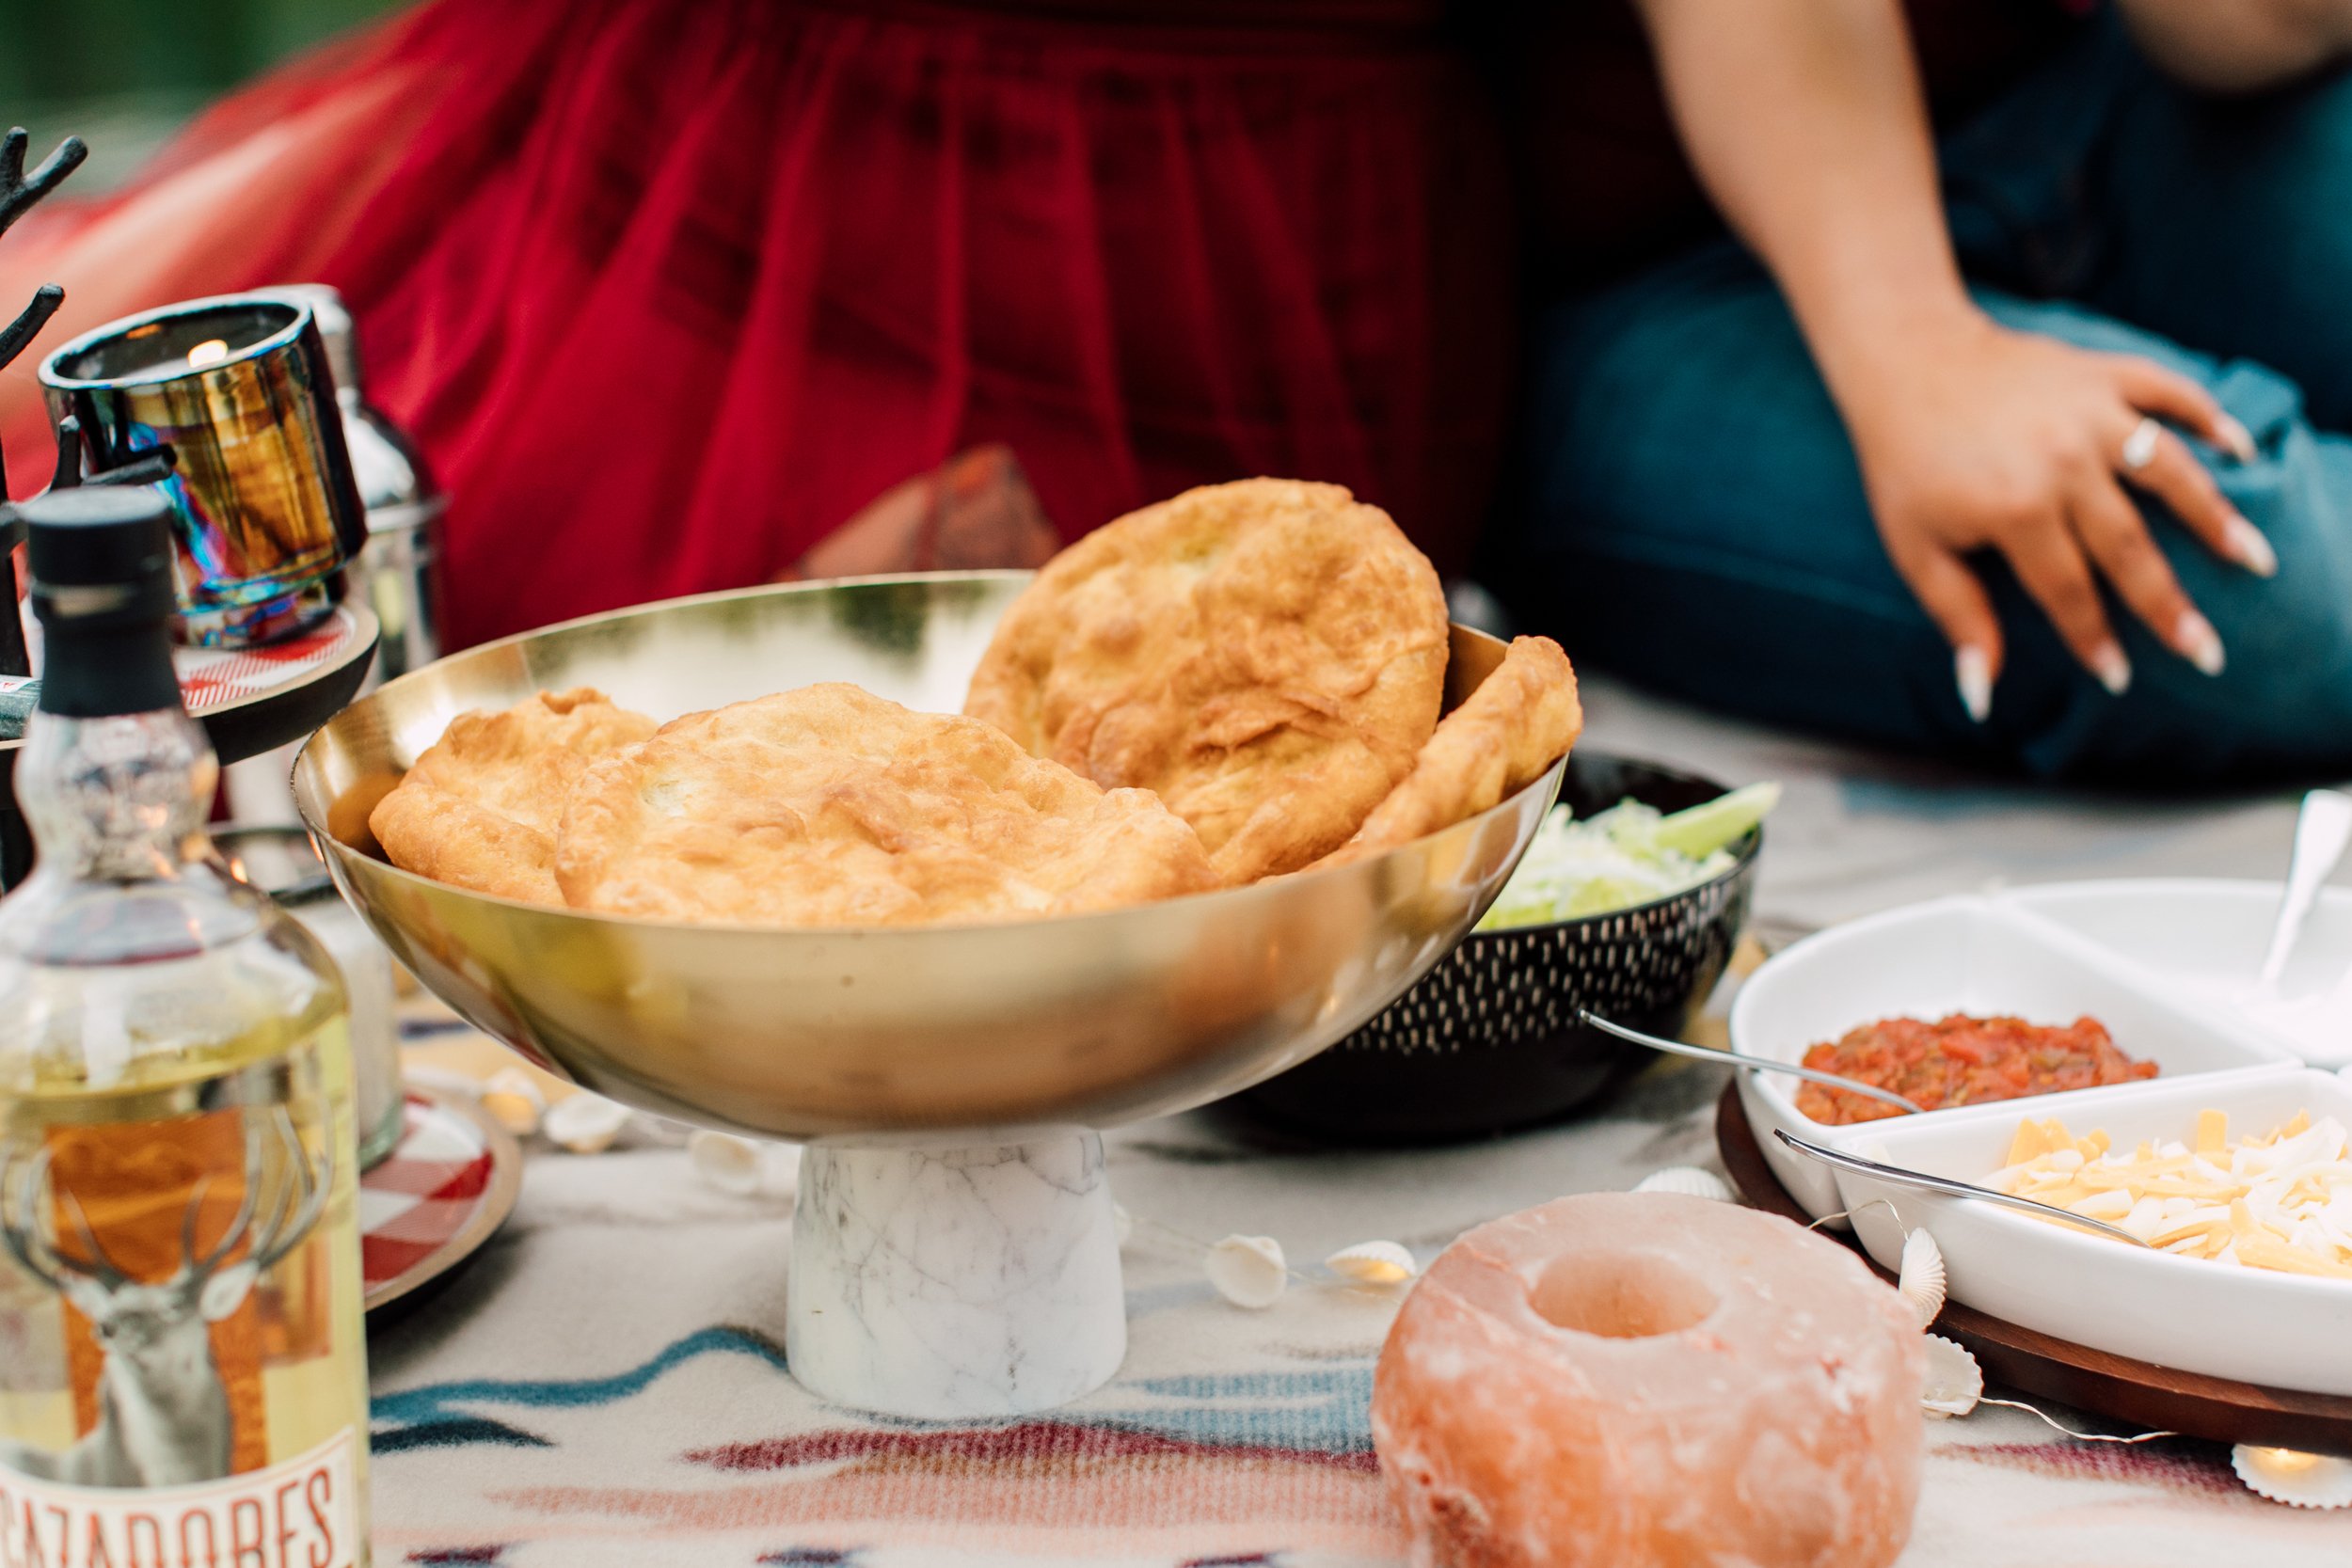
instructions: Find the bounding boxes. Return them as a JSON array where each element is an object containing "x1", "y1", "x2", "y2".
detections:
[
  {"x1": 0, "y1": 134, "x2": 383, "y2": 894},
  {"x1": 41, "y1": 292, "x2": 368, "y2": 648}
]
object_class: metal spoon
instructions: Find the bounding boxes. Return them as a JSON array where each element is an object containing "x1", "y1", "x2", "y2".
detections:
[
  {"x1": 1576, "y1": 1009, "x2": 1924, "y2": 1116},
  {"x1": 1772, "y1": 1129, "x2": 2154, "y2": 1247},
  {"x1": 2258, "y1": 788, "x2": 2352, "y2": 993}
]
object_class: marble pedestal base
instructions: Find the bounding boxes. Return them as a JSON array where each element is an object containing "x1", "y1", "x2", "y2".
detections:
[{"x1": 787, "y1": 1129, "x2": 1126, "y2": 1418}]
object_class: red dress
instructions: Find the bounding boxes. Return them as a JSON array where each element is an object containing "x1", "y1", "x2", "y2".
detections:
[{"x1": 0, "y1": 0, "x2": 1511, "y2": 647}]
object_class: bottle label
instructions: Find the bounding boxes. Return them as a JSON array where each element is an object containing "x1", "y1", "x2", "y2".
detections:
[
  {"x1": 0, "y1": 1427, "x2": 358, "y2": 1568},
  {"x1": 1, "y1": 1085, "x2": 367, "y2": 1568}
]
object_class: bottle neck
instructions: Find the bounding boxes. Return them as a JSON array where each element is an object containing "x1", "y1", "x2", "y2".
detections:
[{"x1": 16, "y1": 705, "x2": 217, "y2": 883}]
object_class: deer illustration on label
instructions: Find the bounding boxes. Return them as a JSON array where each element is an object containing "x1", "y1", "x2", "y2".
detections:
[{"x1": 0, "y1": 1107, "x2": 328, "y2": 1489}]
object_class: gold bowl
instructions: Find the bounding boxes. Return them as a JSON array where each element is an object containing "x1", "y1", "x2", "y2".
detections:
[{"x1": 292, "y1": 572, "x2": 1562, "y2": 1141}]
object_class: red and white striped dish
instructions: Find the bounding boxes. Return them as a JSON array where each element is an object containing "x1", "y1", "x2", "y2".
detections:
[
  {"x1": 176, "y1": 604, "x2": 368, "y2": 716},
  {"x1": 361, "y1": 1087, "x2": 522, "y2": 1318}
]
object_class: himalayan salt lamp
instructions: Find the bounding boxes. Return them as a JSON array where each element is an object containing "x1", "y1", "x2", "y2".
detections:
[{"x1": 1372, "y1": 1193, "x2": 1923, "y2": 1568}]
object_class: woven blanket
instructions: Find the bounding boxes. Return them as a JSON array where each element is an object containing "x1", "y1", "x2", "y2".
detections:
[
  {"x1": 361, "y1": 673, "x2": 2352, "y2": 1565},
  {"x1": 365, "y1": 1043, "x2": 2352, "y2": 1567}
]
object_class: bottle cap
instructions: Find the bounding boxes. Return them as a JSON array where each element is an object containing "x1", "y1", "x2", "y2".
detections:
[
  {"x1": 20, "y1": 486, "x2": 184, "y2": 719},
  {"x1": 21, "y1": 485, "x2": 178, "y2": 627}
]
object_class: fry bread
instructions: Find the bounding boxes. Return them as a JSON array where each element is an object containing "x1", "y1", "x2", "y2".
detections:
[
  {"x1": 963, "y1": 479, "x2": 1448, "y2": 882},
  {"x1": 554, "y1": 683, "x2": 1222, "y2": 927},
  {"x1": 1315, "y1": 636, "x2": 1581, "y2": 868},
  {"x1": 370, "y1": 688, "x2": 658, "y2": 904}
]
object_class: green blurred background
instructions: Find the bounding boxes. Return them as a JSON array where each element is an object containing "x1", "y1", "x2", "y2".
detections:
[{"x1": 0, "y1": 0, "x2": 404, "y2": 189}]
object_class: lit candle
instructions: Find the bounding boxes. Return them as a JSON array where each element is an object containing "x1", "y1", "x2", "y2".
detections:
[{"x1": 105, "y1": 330, "x2": 242, "y2": 382}]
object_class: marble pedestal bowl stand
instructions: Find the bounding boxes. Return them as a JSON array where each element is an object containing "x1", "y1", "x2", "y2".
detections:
[{"x1": 293, "y1": 573, "x2": 1561, "y2": 1419}]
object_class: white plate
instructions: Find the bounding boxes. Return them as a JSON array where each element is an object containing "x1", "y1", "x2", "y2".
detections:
[
  {"x1": 361, "y1": 1086, "x2": 522, "y2": 1321},
  {"x1": 1730, "y1": 894, "x2": 2292, "y2": 1215},
  {"x1": 1824, "y1": 1068, "x2": 2352, "y2": 1394}
]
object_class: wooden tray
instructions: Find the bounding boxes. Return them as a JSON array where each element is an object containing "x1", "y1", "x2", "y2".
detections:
[{"x1": 1717, "y1": 1085, "x2": 2352, "y2": 1451}]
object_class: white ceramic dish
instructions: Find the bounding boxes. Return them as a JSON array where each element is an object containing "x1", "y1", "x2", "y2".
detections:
[
  {"x1": 1827, "y1": 1067, "x2": 2352, "y2": 1394},
  {"x1": 1731, "y1": 894, "x2": 2292, "y2": 1215},
  {"x1": 2009, "y1": 880, "x2": 2352, "y2": 1069}
]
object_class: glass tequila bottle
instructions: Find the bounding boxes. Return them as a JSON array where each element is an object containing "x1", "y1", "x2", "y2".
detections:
[{"x1": 0, "y1": 487, "x2": 371, "y2": 1568}]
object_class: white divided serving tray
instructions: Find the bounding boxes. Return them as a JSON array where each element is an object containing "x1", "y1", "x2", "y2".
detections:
[
  {"x1": 1732, "y1": 889, "x2": 2299, "y2": 1215},
  {"x1": 1728, "y1": 879, "x2": 2352, "y2": 1396}
]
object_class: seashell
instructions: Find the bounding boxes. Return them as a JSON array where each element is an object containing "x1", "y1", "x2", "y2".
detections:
[
  {"x1": 543, "y1": 1092, "x2": 631, "y2": 1154},
  {"x1": 1326, "y1": 1241, "x2": 1418, "y2": 1287},
  {"x1": 1632, "y1": 1166, "x2": 1734, "y2": 1202},
  {"x1": 1919, "y1": 1334, "x2": 1982, "y2": 1418},
  {"x1": 480, "y1": 1069, "x2": 546, "y2": 1136},
  {"x1": 2232, "y1": 1445, "x2": 2352, "y2": 1510},
  {"x1": 1112, "y1": 1202, "x2": 1135, "y2": 1248},
  {"x1": 688, "y1": 1130, "x2": 769, "y2": 1195},
  {"x1": 1206, "y1": 1233, "x2": 1287, "y2": 1309},
  {"x1": 1898, "y1": 1228, "x2": 1947, "y2": 1330}
]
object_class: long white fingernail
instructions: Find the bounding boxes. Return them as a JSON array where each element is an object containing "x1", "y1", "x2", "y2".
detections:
[
  {"x1": 2175, "y1": 610, "x2": 2226, "y2": 676},
  {"x1": 1954, "y1": 646, "x2": 1993, "y2": 723},
  {"x1": 2225, "y1": 514, "x2": 2278, "y2": 578},
  {"x1": 2217, "y1": 414, "x2": 2256, "y2": 463},
  {"x1": 2090, "y1": 641, "x2": 2133, "y2": 695}
]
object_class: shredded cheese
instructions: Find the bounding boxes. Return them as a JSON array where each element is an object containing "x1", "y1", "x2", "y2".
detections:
[{"x1": 1983, "y1": 1110, "x2": 2352, "y2": 1280}]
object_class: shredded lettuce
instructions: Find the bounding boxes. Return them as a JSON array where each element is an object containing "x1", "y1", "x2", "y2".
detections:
[{"x1": 1476, "y1": 782, "x2": 1779, "y2": 930}]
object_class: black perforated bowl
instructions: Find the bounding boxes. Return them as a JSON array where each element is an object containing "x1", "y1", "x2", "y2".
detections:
[{"x1": 1226, "y1": 752, "x2": 1758, "y2": 1143}]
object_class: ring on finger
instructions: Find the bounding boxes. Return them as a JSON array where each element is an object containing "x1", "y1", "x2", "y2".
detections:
[{"x1": 2121, "y1": 416, "x2": 2162, "y2": 471}]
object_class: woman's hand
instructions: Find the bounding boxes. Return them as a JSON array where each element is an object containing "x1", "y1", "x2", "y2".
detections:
[
  {"x1": 1630, "y1": 0, "x2": 2282, "y2": 720},
  {"x1": 1841, "y1": 311, "x2": 2272, "y2": 720}
]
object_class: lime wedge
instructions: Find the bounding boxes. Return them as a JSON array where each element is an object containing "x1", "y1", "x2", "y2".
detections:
[{"x1": 1650, "y1": 782, "x2": 1780, "y2": 859}]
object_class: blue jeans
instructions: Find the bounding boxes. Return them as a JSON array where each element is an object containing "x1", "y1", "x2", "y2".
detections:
[{"x1": 1504, "y1": 18, "x2": 2352, "y2": 782}]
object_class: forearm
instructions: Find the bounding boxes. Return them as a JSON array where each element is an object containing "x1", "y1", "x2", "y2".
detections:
[
  {"x1": 1629, "y1": 0, "x2": 1974, "y2": 425},
  {"x1": 2120, "y1": 0, "x2": 2352, "y2": 93}
]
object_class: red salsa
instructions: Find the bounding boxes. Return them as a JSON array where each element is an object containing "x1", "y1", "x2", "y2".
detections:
[{"x1": 1794, "y1": 1013, "x2": 2157, "y2": 1126}]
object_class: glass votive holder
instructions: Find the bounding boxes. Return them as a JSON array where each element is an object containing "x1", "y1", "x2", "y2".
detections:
[
  {"x1": 216, "y1": 825, "x2": 405, "y2": 1169},
  {"x1": 40, "y1": 293, "x2": 368, "y2": 649}
]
